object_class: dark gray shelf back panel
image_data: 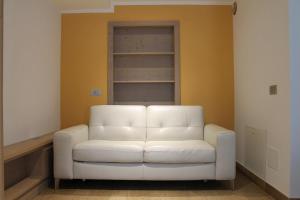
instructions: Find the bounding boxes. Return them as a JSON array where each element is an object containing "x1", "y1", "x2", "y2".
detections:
[
  {"x1": 113, "y1": 26, "x2": 174, "y2": 53},
  {"x1": 114, "y1": 83, "x2": 174, "y2": 102}
]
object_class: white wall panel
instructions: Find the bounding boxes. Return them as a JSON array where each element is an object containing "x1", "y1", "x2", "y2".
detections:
[
  {"x1": 3, "y1": 0, "x2": 61, "y2": 145},
  {"x1": 234, "y1": 0, "x2": 291, "y2": 196}
]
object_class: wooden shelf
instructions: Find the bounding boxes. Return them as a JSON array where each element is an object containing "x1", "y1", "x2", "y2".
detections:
[
  {"x1": 113, "y1": 52, "x2": 175, "y2": 55},
  {"x1": 114, "y1": 80, "x2": 175, "y2": 83},
  {"x1": 115, "y1": 66, "x2": 174, "y2": 69},
  {"x1": 4, "y1": 177, "x2": 45, "y2": 200},
  {"x1": 115, "y1": 101, "x2": 175, "y2": 106},
  {"x1": 4, "y1": 132, "x2": 54, "y2": 163}
]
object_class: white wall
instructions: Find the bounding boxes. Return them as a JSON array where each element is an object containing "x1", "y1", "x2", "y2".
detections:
[
  {"x1": 234, "y1": 0, "x2": 291, "y2": 196},
  {"x1": 288, "y1": 0, "x2": 300, "y2": 198},
  {"x1": 3, "y1": 0, "x2": 61, "y2": 145}
]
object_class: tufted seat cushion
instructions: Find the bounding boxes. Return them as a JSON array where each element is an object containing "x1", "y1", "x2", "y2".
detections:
[
  {"x1": 144, "y1": 140, "x2": 215, "y2": 164},
  {"x1": 73, "y1": 140, "x2": 145, "y2": 163}
]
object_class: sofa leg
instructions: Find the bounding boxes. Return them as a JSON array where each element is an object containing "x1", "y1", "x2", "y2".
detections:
[
  {"x1": 54, "y1": 179, "x2": 60, "y2": 190},
  {"x1": 221, "y1": 180, "x2": 235, "y2": 190}
]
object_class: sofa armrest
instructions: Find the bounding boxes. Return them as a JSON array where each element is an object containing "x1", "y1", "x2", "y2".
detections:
[
  {"x1": 204, "y1": 124, "x2": 236, "y2": 180},
  {"x1": 54, "y1": 124, "x2": 88, "y2": 179}
]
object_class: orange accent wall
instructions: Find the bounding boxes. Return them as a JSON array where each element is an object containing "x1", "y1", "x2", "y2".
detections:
[{"x1": 61, "y1": 5, "x2": 234, "y2": 129}]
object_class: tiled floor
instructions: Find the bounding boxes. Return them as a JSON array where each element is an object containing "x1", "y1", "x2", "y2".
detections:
[{"x1": 34, "y1": 172, "x2": 273, "y2": 200}]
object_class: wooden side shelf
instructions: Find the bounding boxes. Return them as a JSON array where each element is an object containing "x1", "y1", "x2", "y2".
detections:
[
  {"x1": 4, "y1": 132, "x2": 54, "y2": 163},
  {"x1": 4, "y1": 133, "x2": 54, "y2": 200},
  {"x1": 4, "y1": 177, "x2": 44, "y2": 200}
]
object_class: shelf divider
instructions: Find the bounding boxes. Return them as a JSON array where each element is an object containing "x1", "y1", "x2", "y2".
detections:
[
  {"x1": 113, "y1": 52, "x2": 175, "y2": 55},
  {"x1": 114, "y1": 80, "x2": 175, "y2": 83}
]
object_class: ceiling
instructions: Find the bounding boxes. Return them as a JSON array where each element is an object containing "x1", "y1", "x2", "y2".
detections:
[{"x1": 53, "y1": 0, "x2": 234, "y2": 13}]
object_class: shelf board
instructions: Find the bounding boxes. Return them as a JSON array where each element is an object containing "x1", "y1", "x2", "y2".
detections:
[
  {"x1": 115, "y1": 101, "x2": 175, "y2": 106},
  {"x1": 113, "y1": 52, "x2": 175, "y2": 55},
  {"x1": 114, "y1": 66, "x2": 174, "y2": 69},
  {"x1": 114, "y1": 80, "x2": 175, "y2": 83},
  {"x1": 4, "y1": 177, "x2": 45, "y2": 200},
  {"x1": 4, "y1": 132, "x2": 54, "y2": 163}
]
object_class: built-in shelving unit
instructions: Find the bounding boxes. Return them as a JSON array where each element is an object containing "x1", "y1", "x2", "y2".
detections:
[{"x1": 108, "y1": 21, "x2": 180, "y2": 105}]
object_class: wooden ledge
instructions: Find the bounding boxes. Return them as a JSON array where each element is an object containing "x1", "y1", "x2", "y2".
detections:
[
  {"x1": 4, "y1": 177, "x2": 45, "y2": 200},
  {"x1": 4, "y1": 132, "x2": 54, "y2": 163}
]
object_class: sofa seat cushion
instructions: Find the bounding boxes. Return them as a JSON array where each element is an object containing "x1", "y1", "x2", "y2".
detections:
[
  {"x1": 73, "y1": 140, "x2": 145, "y2": 163},
  {"x1": 144, "y1": 140, "x2": 215, "y2": 164}
]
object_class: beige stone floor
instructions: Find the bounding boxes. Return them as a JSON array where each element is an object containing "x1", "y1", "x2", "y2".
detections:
[{"x1": 34, "y1": 172, "x2": 273, "y2": 200}]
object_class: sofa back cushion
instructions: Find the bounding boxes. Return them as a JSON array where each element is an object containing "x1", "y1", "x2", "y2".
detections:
[
  {"x1": 146, "y1": 106, "x2": 204, "y2": 141},
  {"x1": 89, "y1": 105, "x2": 146, "y2": 141}
]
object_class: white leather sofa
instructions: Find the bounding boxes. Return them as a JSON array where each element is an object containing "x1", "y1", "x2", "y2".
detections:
[{"x1": 54, "y1": 105, "x2": 235, "y2": 189}]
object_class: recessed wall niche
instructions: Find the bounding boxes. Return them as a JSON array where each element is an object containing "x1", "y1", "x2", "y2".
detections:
[{"x1": 108, "y1": 21, "x2": 180, "y2": 105}]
